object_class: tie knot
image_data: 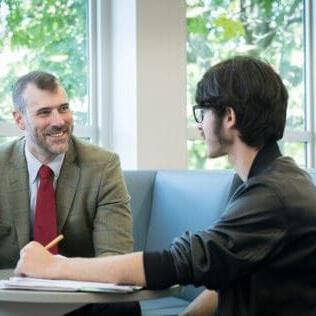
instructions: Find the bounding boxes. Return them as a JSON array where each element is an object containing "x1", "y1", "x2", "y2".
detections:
[{"x1": 38, "y1": 165, "x2": 54, "y2": 180}]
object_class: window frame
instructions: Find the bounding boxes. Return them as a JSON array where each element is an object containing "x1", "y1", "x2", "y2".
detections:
[{"x1": 305, "y1": 0, "x2": 316, "y2": 168}]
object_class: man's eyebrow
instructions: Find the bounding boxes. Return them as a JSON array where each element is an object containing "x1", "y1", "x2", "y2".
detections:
[
  {"x1": 60, "y1": 102, "x2": 70, "y2": 107},
  {"x1": 36, "y1": 107, "x2": 52, "y2": 113}
]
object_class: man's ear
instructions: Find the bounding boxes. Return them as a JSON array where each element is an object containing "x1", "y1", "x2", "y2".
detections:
[
  {"x1": 13, "y1": 111, "x2": 26, "y2": 130},
  {"x1": 223, "y1": 107, "x2": 236, "y2": 129}
]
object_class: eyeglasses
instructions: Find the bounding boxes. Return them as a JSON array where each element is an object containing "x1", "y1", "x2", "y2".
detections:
[{"x1": 193, "y1": 105, "x2": 208, "y2": 123}]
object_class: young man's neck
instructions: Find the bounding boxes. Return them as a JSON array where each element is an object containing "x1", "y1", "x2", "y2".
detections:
[{"x1": 228, "y1": 141, "x2": 260, "y2": 182}]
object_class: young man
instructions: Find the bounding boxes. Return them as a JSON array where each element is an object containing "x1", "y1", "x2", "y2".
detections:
[
  {"x1": 1, "y1": 71, "x2": 140, "y2": 315},
  {"x1": 16, "y1": 57, "x2": 316, "y2": 316}
]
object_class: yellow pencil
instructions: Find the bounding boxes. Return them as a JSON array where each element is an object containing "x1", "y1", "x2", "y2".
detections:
[{"x1": 45, "y1": 234, "x2": 64, "y2": 250}]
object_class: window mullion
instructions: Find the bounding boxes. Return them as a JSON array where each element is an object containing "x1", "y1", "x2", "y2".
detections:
[{"x1": 305, "y1": 0, "x2": 316, "y2": 168}]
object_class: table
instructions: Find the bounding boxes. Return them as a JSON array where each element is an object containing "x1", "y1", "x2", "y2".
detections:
[{"x1": 0, "y1": 270, "x2": 180, "y2": 316}]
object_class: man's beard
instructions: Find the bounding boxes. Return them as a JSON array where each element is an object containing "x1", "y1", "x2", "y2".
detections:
[{"x1": 32, "y1": 124, "x2": 73, "y2": 155}]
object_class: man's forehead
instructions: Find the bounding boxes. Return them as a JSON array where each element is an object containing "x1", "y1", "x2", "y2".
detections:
[
  {"x1": 23, "y1": 82, "x2": 66, "y2": 95},
  {"x1": 23, "y1": 83, "x2": 68, "y2": 107}
]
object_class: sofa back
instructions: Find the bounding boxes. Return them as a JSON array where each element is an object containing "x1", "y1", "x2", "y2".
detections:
[
  {"x1": 124, "y1": 169, "x2": 316, "y2": 300},
  {"x1": 124, "y1": 171, "x2": 157, "y2": 251},
  {"x1": 145, "y1": 171, "x2": 234, "y2": 251},
  {"x1": 124, "y1": 170, "x2": 236, "y2": 249},
  {"x1": 308, "y1": 169, "x2": 316, "y2": 183}
]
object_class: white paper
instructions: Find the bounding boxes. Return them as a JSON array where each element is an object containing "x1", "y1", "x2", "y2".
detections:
[{"x1": 0, "y1": 277, "x2": 142, "y2": 293}]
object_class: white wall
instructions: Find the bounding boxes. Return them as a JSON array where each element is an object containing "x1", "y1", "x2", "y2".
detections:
[{"x1": 110, "y1": 0, "x2": 187, "y2": 169}]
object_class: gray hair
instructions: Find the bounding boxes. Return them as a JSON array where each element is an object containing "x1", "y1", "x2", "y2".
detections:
[{"x1": 12, "y1": 71, "x2": 60, "y2": 112}]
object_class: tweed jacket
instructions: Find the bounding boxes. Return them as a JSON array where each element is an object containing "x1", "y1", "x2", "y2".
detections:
[{"x1": 0, "y1": 136, "x2": 133, "y2": 268}]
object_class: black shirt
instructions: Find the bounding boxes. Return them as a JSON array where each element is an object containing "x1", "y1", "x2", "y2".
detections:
[{"x1": 144, "y1": 142, "x2": 316, "y2": 316}]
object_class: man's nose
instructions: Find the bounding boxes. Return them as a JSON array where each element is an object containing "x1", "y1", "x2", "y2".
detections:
[{"x1": 50, "y1": 110, "x2": 65, "y2": 125}]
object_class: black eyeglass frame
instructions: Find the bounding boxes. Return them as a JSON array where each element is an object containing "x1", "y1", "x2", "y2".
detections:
[{"x1": 193, "y1": 105, "x2": 208, "y2": 123}]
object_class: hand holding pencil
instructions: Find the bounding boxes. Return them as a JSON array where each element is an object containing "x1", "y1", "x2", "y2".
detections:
[{"x1": 15, "y1": 234, "x2": 66, "y2": 279}]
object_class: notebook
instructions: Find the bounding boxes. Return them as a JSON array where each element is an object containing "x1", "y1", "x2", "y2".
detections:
[{"x1": 0, "y1": 277, "x2": 142, "y2": 293}]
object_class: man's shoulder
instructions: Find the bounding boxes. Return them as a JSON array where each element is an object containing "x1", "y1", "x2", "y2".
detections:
[
  {"x1": 70, "y1": 136, "x2": 118, "y2": 165},
  {"x1": 246, "y1": 156, "x2": 315, "y2": 198},
  {"x1": 269, "y1": 156, "x2": 311, "y2": 181},
  {"x1": 0, "y1": 138, "x2": 24, "y2": 163}
]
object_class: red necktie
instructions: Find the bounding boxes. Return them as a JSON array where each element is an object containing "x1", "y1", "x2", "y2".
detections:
[{"x1": 34, "y1": 165, "x2": 58, "y2": 254}]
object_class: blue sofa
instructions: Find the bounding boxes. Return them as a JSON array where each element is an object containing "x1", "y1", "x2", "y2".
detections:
[{"x1": 124, "y1": 169, "x2": 316, "y2": 316}]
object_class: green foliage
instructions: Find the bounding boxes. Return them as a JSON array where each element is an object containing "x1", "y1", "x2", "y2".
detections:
[
  {"x1": 186, "y1": 0, "x2": 304, "y2": 170},
  {"x1": 187, "y1": 140, "x2": 207, "y2": 169},
  {"x1": 0, "y1": 0, "x2": 88, "y2": 123},
  {"x1": 187, "y1": 140, "x2": 232, "y2": 170},
  {"x1": 213, "y1": 15, "x2": 245, "y2": 40},
  {"x1": 187, "y1": 16, "x2": 209, "y2": 36}
]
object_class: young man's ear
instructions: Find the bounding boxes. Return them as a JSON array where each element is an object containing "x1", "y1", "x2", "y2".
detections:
[
  {"x1": 223, "y1": 106, "x2": 236, "y2": 129},
  {"x1": 13, "y1": 111, "x2": 26, "y2": 130}
]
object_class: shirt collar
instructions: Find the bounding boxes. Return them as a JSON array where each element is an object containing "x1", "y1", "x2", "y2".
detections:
[
  {"x1": 247, "y1": 142, "x2": 282, "y2": 179},
  {"x1": 25, "y1": 144, "x2": 65, "y2": 183}
]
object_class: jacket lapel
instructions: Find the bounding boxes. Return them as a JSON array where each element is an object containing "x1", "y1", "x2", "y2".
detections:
[
  {"x1": 56, "y1": 140, "x2": 80, "y2": 232},
  {"x1": 9, "y1": 139, "x2": 31, "y2": 249}
]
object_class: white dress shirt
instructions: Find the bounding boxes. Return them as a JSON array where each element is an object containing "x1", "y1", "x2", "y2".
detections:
[{"x1": 24, "y1": 144, "x2": 65, "y2": 225}]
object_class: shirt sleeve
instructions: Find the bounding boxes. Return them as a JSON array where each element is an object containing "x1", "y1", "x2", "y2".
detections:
[{"x1": 143, "y1": 250, "x2": 178, "y2": 289}]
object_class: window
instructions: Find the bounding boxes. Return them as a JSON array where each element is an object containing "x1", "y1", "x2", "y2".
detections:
[
  {"x1": 0, "y1": 0, "x2": 90, "y2": 142},
  {"x1": 186, "y1": 0, "x2": 308, "y2": 169}
]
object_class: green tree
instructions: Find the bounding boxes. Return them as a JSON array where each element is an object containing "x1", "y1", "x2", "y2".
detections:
[
  {"x1": 0, "y1": 0, "x2": 87, "y2": 124},
  {"x1": 187, "y1": 0, "x2": 304, "y2": 169}
]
